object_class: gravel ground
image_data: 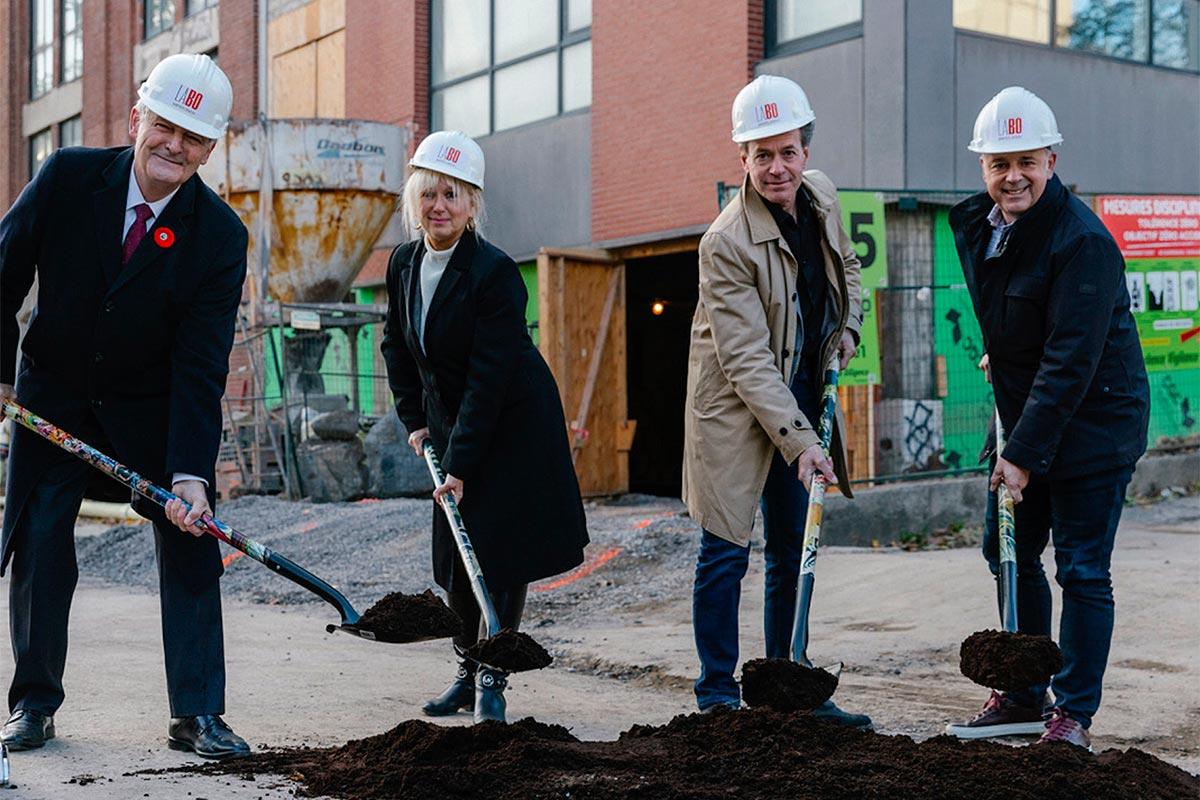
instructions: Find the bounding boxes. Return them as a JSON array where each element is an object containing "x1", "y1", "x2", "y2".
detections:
[
  {"x1": 74, "y1": 493, "x2": 704, "y2": 628},
  {"x1": 76, "y1": 490, "x2": 1197, "y2": 630}
]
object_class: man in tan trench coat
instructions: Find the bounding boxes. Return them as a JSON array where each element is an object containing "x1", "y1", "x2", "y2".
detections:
[{"x1": 682, "y1": 75, "x2": 869, "y2": 727}]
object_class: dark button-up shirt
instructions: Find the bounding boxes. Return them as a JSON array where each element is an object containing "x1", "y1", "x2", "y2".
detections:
[{"x1": 765, "y1": 189, "x2": 828, "y2": 364}]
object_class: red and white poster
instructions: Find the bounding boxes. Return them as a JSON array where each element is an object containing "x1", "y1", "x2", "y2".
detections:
[{"x1": 1095, "y1": 195, "x2": 1200, "y2": 260}]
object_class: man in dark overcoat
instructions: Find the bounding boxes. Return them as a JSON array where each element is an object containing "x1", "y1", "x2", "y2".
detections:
[
  {"x1": 0, "y1": 53, "x2": 250, "y2": 758},
  {"x1": 945, "y1": 87, "x2": 1149, "y2": 751}
]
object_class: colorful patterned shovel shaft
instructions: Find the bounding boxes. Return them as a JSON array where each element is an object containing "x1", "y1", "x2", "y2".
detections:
[
  {"x1": 2, "y1": 401, "x2": 268, "y2": 561},
  {"x1": 799, "y1": 363, "x2": 840, "y2": 577}
]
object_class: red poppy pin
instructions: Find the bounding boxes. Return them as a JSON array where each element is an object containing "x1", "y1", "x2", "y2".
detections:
[{"x1": 154, "y1": 227, "x2": 175, "y2": 248}]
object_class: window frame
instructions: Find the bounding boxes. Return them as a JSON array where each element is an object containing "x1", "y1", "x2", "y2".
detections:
[
  {"x1": 144, "y1": 0, "x2": 176, "y2": 40},
  {"x1": 953, "y1": 0, "x2": 1199, "y2": 74},
  {"x1": 30, "y1": 0, "x2": 55, "y2": 99},
  {"x1": 59, "y1": 114, "x2": 81, "y2": 149},
  {"x1": 29, "y1": 128, "x2": 53, "y2": 180},
  {"x1": 429, "y1": 0, "x2": 592, "y2": 138},
  {"x1": 59, "y1": 0, "x2": 82, "y2": 84},
  {"x1": 186, "y1": 0, "x2": 218, "y2": 17},
  {"x1": 765, "y1": 0, "x2": 864, "y2": 58}
]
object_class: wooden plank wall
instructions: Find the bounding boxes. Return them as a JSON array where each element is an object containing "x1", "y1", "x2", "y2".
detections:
[
  {"x1": 838, "y1": 383, "x2": 877, "y2": 488},
  {"x1": 537, "y1": 250, "x2": 631, "y2": 496}
]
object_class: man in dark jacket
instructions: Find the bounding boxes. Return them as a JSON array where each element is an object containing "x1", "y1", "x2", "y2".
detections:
[
  {"x1": 0, "y1": 54, "x2": 249, "y2": 758},
  {"x1": 945, "y1": 87, "x2": 1149, "y2": 751}
]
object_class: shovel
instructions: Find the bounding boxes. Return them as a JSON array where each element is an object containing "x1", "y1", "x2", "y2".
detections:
[
  {"x1": 994, "y1": 408, "x2": 1018, "y2": 634},
  {"x1": 2, "y1": 400, "x2": 449, "y2": 644},
  {"x1": 790, "y1": 358, "x2": 840, "y2": 668},
  {"x1": 957, "y1": 407, "x2": 1062, "y2": 691},
  {"x1": 422, "y1": 439, "x2": 551, "y2": 673}
]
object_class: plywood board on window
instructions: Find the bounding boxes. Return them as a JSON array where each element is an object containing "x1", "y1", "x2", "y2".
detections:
[
  {"x1": 537, "y1": 249, "x2": 631, "y2": 496},
  {"x1": 316, "y1": 29, "x2": 345, "y2": 118},
  {"x1": 271, "y1": 43, "x2": 317, "y2": 117}
]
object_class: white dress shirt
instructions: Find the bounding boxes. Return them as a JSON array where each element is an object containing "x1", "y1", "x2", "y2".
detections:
[
  {"x1": 418, "y1": 236, "x2": 459, "y2": 350},
  {"x1": 123, "y1": 167, "x2": 204, "y2": 489}
]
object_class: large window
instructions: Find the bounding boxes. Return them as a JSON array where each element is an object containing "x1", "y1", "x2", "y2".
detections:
[
  {"x1": 430, "y1": 0, "x2": 592, "y2": 137},
  {"x1": 767, "y1": 0, "x2": 863, "y2": 54},
  {"x1": 186, "y1": 0, "x2": 217, "y2": 15},
  {"x1": 31, "y1": 0, "x2": 54, "y2": 99},
  {"x1": 59, "y1": 115, "x2": 81, "y2": 148},
  {"x1": 145, "y1": 0, "x2": 176, "y2": 39},
  {"x1": 60, "y1": 0, "x2": 82, "y2": 83},
  {"x1": 955, "y1": 0, "x2": 1199, "y2": 71},
  {"x1": 954, "y1": 0, "x2": 1050, "y2": 44},
  {"x1": 29, "y1": 129, "x2": 53, "y2": 179}
]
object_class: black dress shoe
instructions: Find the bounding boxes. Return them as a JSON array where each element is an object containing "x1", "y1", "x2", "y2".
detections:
[
  {"x1": 1, "y1": 709, "x2": 55, "y2": 751},
  {"x1": 168, "y1": 715, "x2": 250, "y2": 759},
  {"x1": 423, "y1": 661, "x2": 476, "y2": 716}
]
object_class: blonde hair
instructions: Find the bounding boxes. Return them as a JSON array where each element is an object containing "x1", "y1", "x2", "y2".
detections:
[{"x1": 400, "y1": 167, "x2": 486, "y2": 241}]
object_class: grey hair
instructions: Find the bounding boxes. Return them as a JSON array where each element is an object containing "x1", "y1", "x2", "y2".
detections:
[
  {"x1": 399, "y1": 167, "x2": 486, "y2": 241},
  {"x1": 739, "y1": 121, "x2": 815, "y2": 154},
  {"x1": 133, "y1": 101, "x2": 216, "y2": 145}
]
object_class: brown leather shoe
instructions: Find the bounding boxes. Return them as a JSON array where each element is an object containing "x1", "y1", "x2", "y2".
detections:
[
  {"x1": 1, "y1": 710, "x2": 55, "y2": 751},
  {"x1": 1036, "y1": 707, "x2": 1093, "y2": 752},
  {"x1": 945, "y1": 691, "x2": 1046, "y2": 739}
]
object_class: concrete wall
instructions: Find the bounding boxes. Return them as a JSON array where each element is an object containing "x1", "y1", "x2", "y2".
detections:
[
  {"x1": 478, "y1": 112, "x2": 592, "y2": 261},
  {"x1": 758, "y1": 37, "x2": 866, "y2": 189},
  {"x1": 953, "y1": 32, "x2": 1200, "y2": 194}
]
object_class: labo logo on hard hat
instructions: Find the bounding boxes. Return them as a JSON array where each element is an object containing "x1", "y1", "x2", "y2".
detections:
[
  {"x1": 755, "y1": 102, "x2": 780, "y2": 124},
  {"x1": 173, "y1": 85, "x2": 204, "y2": 111},
  {"x1": 997, "y1": 116, "x2": 1023, "y2": 139},
  {"x1": 437, "y1": 145, "x2": 462, "y2": 165}
]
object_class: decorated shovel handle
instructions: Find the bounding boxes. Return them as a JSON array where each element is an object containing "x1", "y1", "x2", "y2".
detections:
[{"x1": 2, "y1": 400, "x2": 360, "y2": 625}]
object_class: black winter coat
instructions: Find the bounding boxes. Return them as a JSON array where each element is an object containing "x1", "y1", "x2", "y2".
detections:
[
  {"x1": 381, "y1": 230, "x2": 588, "y2": 591},
  {"x1": 0, "y1": 147, "x2": 247, "y2": 588},
  {"x1": 950, "y1": 174, "x2": 1149, "y2": 479}
]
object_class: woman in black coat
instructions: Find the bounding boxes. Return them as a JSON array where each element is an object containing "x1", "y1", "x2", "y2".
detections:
[{"x1": 380, "y1": 131, "x2": 589, "y2": 723}]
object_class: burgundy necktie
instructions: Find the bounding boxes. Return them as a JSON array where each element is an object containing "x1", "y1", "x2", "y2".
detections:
[{"x1": 122, "y1": 203, "x2": 154, "y2": 265}]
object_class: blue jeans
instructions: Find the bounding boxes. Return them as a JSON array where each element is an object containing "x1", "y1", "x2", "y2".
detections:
[
  {"x1": 982, "y1": 464, "x2": 1134, "y2": 728},
  {"x1": 692, "y1": 364, "x2": 820, "y2": 710}
]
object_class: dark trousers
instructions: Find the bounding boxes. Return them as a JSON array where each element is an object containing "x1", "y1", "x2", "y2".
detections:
[
  {"x1": 7, "y1": 427, "x2": 226, "y2": 718},
  {"x1": 692, "y1": 363, "x2": 820, "y2": 709},
  {"x1": 982, "y1": 464, "x2": 1134, "y2": 728},
  {"x1": 446, "y1": 585, "x2": 528, "y2": 654}
]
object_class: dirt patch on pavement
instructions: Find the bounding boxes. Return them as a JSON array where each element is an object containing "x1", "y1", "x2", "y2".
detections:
[
  {"x1": 960, "y1": 630, "x2": 1064, "y2": 692},
  {"x1": 179, "y1": 708, "x2": 1197, "y2": 800},
  {"x1": 464, "y1": 629, "x2": 552, "y2": 673},
  {"x1": 355, "y1": 590, "x2": 462, "y2": 644},
  {"x1": 741, "y1": 658, "x2": 838, "y2": 712}
]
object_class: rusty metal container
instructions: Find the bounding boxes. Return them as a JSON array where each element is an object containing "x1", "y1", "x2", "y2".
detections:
[{"x1": 200, "y1": 118, "x2": 408, "y2": 303}]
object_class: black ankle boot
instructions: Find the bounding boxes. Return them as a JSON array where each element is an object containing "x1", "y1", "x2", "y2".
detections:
[
  {"x1": 473, "y1": 667, "x2": 508, "y2": 723},
  {"x1": 422, "y1": 661, "x2": 476, "y2": 716}
]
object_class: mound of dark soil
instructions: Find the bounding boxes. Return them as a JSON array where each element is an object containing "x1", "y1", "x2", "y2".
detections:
[
  {"x1": 183, "y1": 708, "x2": 1197, "y2": 800},
  {"x1": 355, "y1": 590, "x2": 463, "y2": 644},
  {"x1": 960, "y1": 629, "x2": 1064, "y2": 691},
  {"x1": 740, "y1": 657, "x2": 838, "y2": 711},
  {"x1": 463, "y1": 629, "x2": 552, "y2": 673}
]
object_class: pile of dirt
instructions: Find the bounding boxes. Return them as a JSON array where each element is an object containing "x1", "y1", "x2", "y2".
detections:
[
  {"x1": 960, "y1": 629, "x2": 1064, "y2": 691},
  {"x1": 464, "y1": 629, "x2": 553, "y2": 673},
  {"x1": 740, "y1": 658, "x2": 838, "y2": 712},
  {"x1": 184, "y1": 708, "x2": 1197, "y2": 800},
  {"x1": 355, "y1": 590, "x2": 463, "y2": 644}
]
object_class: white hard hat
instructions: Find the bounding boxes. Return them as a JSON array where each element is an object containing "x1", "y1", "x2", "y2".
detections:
[
  {"x1": 731, "y1": 75, "x2": 815, "y2": 143},
  {"x1": 137, "y1": 53, "x2": 232, "y2": 140},
  {"x1": 968, "y1": 86, "x2": 1063, "y2": 154},
  {"x1": 409, "y1": 130, "x2": 485, "y2": 189}
]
